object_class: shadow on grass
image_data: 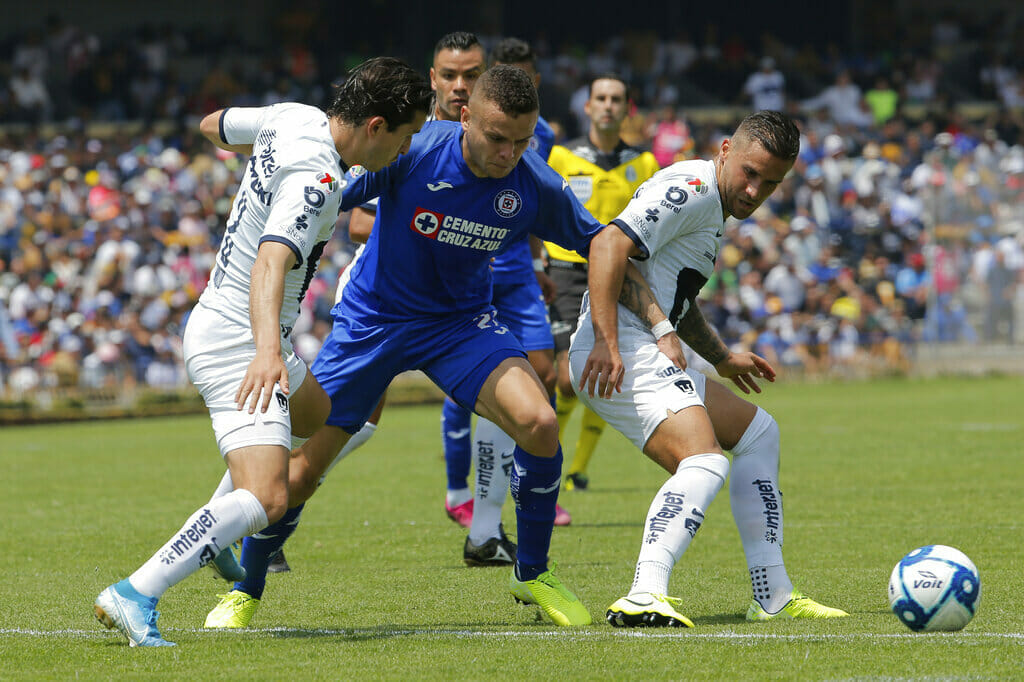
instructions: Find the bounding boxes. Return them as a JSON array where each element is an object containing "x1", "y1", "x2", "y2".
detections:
[
  {"x1": 268, "y1": 621, "x2": 563, "y2": 641},
  {"x1": 567, "y1": 487, "x2": 653, "y2": 496},
  {"x1": 568, "y1": 522, "x2": 643, "y2": 529},
  {"x1": 694, "y1": 612, "x2": 748, "y2": 626}
]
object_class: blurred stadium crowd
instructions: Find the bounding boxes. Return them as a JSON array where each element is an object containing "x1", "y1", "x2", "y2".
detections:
[{"x1": 1, "y1": 13, "x2": 1023, "y2": 397}]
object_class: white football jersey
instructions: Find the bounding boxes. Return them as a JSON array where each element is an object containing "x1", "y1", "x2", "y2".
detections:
[
  {"x1": 574, "y1": 159, "x2": 724, "y2": 351},
  {"x1": 199, "y1": 103, "x2": 344, "y2": 337}
]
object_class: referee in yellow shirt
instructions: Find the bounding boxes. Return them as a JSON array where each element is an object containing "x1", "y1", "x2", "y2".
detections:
[{"x1": 545, "y1": 73, "x2": 659, "y2": 490}]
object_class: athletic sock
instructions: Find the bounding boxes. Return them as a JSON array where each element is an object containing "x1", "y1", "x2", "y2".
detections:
[
  {"x1": 469, "y1": 417, "x2": 514, "y2": 544},
  {"x1": 568, "y1": 407, "x2": 605, "y2": 475},
  {"x1": 129, "y1": 488, "x2": 267, "y2": 599},
  {"x1": 233, "y1": 503, "x2": 305, "y2": 600},
  {"x1": 729, "y1": 407, "x2": 794, "y2": 612},
  {"x1": 319, "y1": 422, "x2": 377, "y2": 484},
  {"x1": 630, "y1": 453, "x2": 728, "y2": 596},
  {"x1": 554, "y1": 386, "x2": 577, "y2": 434},
  {"x1": 441, "y1": 398, "x2": 472, "y2": 491},
  {"x1": 510, "y1": 444, "x2": 562, "y2": 581},
  {"x1": 209, "y1": 469, "x2": 234, "y2": 502}
]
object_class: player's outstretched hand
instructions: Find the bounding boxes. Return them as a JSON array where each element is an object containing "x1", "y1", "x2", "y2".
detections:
[
  {"x1": 236, "y1": 350, "x2": 290, "y2": 413},
  {"x1": 713, "y1": 351, "x2": 776, "y2": 394},
  {"x1": 655, "y1": 332, "x2": 687, "y2": 372},
  {"x1": 579, "y1": 339, "x2": 624, "y2": 399}
]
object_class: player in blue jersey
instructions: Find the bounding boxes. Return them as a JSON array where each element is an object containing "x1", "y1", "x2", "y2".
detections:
[
  {"x1": 225, "y1": 34, "x2": 561, "y2": 582},
  {"x1": 92, "y1": 58, "x2": 432, "y2": 647},
  {"x1": 212, "y1": 65, "x2": 606, "y2": 628},
  {"x1": 442, "y1": 38, "x2": 573, "y2": 570}
]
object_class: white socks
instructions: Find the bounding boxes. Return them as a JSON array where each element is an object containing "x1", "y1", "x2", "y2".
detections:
[
  {"x1": 630, "y1": 453, "x2": 729, "y2": 596},
  {"x1": 129, "y1": 488, "x2": 267, "y2": 599},
  {"x1": 446, "y1": 487, "x2": 472, "y2": 507},
  {"x1": 208, "y1": 423, "x2": 380, "y2": 502},
  {"x1": 320, "y1": 422, "x2": 377, "y2": 483},
  {"x1": 469, "y1": 417, "x2": 515, "y2": 544},
  {"x1": 730, "y1": 407, "x2": 794, "y2": 612}
]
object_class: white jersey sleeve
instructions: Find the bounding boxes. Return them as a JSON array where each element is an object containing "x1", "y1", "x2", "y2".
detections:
[
  {"x1": 220, "y1": 107, "x2": 271, "y2": 146},
  {"x1": 612, "y1": 159, "x2": 722, "y2": 263},
  {"x1": 199, "y1": 103, "x2": 344, "y2": 338},
  {"x1": 573, "y1": 159, "x2": 725, "y2": 352}
]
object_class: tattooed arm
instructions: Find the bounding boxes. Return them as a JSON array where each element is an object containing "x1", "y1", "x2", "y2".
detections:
[
  {"x1": 579, "y1": 225, "x2": 686, "y2": 398},
  {"x1": 676, "y1": 300, "x2": 729, "y2": 366},
  {"x1": 619, "y1": 263, "x2": 688, "y2": 372},
  {"x1": 619, "y1": 262, "x2": 666, "y2": 329},
  {"x1": 677, "y1": 300, "x2": 777, "y2": 394}
]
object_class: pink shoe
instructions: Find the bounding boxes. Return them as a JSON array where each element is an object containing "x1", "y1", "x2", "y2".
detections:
[
  {"x1": 445, "y1": 498, "x2": 474, "y2": 527},
  {"x1": 554, "y1": 503, "x2": 572, "y2": 526}
]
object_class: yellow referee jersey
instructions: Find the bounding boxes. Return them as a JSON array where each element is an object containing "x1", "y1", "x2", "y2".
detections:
[{"x1": 545, "y1": 138, "x2": 659, "y2": 263}]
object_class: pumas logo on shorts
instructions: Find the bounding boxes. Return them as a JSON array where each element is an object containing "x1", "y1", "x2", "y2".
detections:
[{"x1": 493, "y1": 189, "x2": 523, "y2": 218}]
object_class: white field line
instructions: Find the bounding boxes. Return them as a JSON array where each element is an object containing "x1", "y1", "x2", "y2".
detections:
[{"x1": 2, "y1": 627, "x2": 1023, "y2": 642}]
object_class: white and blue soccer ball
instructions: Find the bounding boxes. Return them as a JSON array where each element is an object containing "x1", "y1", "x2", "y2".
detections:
[{"x1": 888, "y1": 545, "x2": 981, "y2": 632}]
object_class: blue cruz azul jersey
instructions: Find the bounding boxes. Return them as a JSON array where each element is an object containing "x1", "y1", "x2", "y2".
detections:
[
  {"x1": 337, "y1": 120, "x2": 600, "y2": 321},
  {"x1": 490, "y1": 114, "x2": 555, "y2": 285}
]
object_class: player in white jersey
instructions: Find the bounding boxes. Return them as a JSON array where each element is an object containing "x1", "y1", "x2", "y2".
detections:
[
  {"x1": 570, "y1": 111, "x2": 848, "y2": 627},
  {"x1": 92, "y1": 57, "x2": 432, "y2": 647}
]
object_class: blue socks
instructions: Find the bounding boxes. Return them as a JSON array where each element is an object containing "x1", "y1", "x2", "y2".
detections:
[
  {"x1": 510, "y1": 445, "x2": 562, "y2": 581},
  {"x1": 441, "y1": 398, "x2": 472, "y2": 491},
  {"x1": 234, "y1": 503, "x2": 304, "y2": 600}
]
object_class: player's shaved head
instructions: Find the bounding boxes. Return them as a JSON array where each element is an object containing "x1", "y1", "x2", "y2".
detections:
[{"x1": 471, "y1": 65, "x2": 539, "y2": 117}]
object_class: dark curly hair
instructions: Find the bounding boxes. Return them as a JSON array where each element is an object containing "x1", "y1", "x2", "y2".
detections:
[
  {"x1": 734, "y1": 110, "x2": 801, "y2": 161},
  {"x1": 490, "y1": 37, "x2": 535, "y2": 67},
  {"x1": 473, "y1": 65, "x2": 538, "y2": 117},
  {"x1": 326, "y1": 57, "x2": 432, "y2": 130}
]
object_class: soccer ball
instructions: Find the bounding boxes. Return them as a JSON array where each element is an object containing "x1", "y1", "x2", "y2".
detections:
[{"x1": 888, "y1": 545, "x2": 981, "y2": 632}]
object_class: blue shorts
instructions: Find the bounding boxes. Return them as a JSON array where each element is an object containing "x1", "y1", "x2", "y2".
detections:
[
  {"x1": 312, "y1": 305, "x2": 526, "y2": 433},
  {"x1": 493, "y1": 279, "x2": 554, "y2": 352}
]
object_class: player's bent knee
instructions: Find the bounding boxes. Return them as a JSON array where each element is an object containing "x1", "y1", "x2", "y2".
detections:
[
  {"x1": 512, "y1": 405, "x2": 559, "y2": 457},
  {"x1": 288, "y1": 461, "x2": 322, "y2": 505},
  {"x1": 259, "y1": 488, "x2": 290, "y2": 525}
]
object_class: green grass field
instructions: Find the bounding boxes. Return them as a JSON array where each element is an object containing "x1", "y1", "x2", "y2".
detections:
[{"x1": 2, "y1": 376, "x2": 1022, "y2": 679}]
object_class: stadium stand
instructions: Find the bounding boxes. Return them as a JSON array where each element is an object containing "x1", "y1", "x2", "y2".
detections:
[{"x1": 1, "y1": 10, "x2": 1023, "y2": 404}]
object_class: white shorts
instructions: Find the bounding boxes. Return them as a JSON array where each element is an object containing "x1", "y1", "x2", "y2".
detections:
[
  {"x1": 568, "y1": 341, "x2": 707, "y2": 450},
  {"x1": 183, "y1": 302, "x2": 307, "y2": 457}
]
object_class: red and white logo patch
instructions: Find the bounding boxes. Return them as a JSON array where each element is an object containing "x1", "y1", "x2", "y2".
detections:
[
  {"x1": 317, "y1": 171, "x2": 339, "y2": 192},
  {"x1": 410, "y1": 207, "x2": 443, "y2": 238}
]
